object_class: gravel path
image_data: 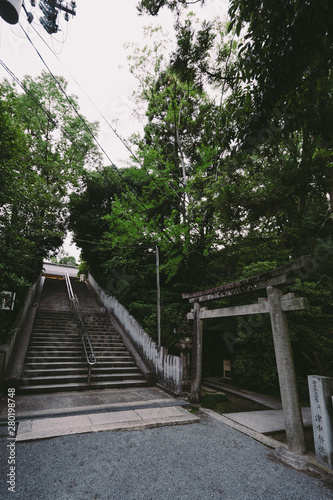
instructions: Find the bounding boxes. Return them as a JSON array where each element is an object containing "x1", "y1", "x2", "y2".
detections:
[{"x1": 1, "y1": 412, "x2": 332, "y2": 500}]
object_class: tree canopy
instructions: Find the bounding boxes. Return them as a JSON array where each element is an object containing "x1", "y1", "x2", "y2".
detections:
[
  {"x1": 69, "y1": 6, "x2": 333, "y2": 390},
  {"x1": 0, "y1": 71, "x2": 100, "y2": 340}
]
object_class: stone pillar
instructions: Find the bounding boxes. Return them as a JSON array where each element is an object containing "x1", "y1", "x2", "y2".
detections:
[
  {"x1": 267, "y1": 286, "x2": 306, "y2": 454},
  {"x1": 175, "y1": 344, "x2": 192, "y2": 392},
  {"x1": 190, "y1": 302, "x2": 203, "y2": 404},
  {"x1": 181, "y1": 350, "x2": 191, "y2": 382},
  {"x1": 308, "y1": 375, "x2": 333, "y2": 470}
]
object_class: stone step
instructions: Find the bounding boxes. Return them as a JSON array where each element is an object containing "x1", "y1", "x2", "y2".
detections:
[
  {"x1": 94, "y1": 352, "x2": 132, "y2": 358},
  {"x1": 33, "y1": 318, "x2": 76, "y2": 322},
  {"x1": 24, "y1": 359, "x2": 84, "y2": 366},
  {"x1": 24, "y1": 353, "x2": 132, "y2": 362},
  {"x1": 33, "y1": 322, "x2": 77, "y2": 326},
  {"x1": 31, "y1": 330, "x2": 79, "y2": 335},
  {"x1": 26, "y1": 346, "x2": 83, "y2": 352},
  {"x1": 33, "y1": 331, "x2": 117, "y2": 336},
  {"x1": 25, "y1": 352, "x2": 84, "y2": 360},
  {"x1": 91, "y1": 347, "x2": 129, "y2": 354},
  {"x1": 90, "y1": 346, "x2": 127, "y2": 351},
  {"x1": 33, "y1": 323, "x2": 75, "y2": 329},
  {"x1": 88, "y1": 341, "x2": 123, "y2": 345},
  {"x1": 29, "y1": 339, "x2": 82, "y2": 345},
  {"x1": 33, "y1": 323, "x2": 77, "y2": 327},
  {"x1": 32, "y1": 330, "x2": 78, "y2": 335},
  {"x1": 19, "y1": 278, "x2": 147, "y2": 394},
  {"x1": 33, "y1": 325, "x2": 77, "y2": 329},
  {"x1": 17, "y1": 379, "x2": 148, "y2": 394},
  {"x1": 84, "y1": 324, "x2": 116, "y2": 328},
  {"x1": 25, "y1": 345, "x2": 128, "y2": 363},
  {"x1": 32, "y1": 325, "x2": 119, "y2": 336},
  {"x1": 30, "y1": 335, "x2": 79, "y2": 340},
  {"x1": 34, "y1": 320, "x2": 74, "y2": 324},
  {"x1": 89, "y1": 344, "x2": 127, "y2": 349},
  {"x1": 87, "y1": 332, "x2": 119, "y2": 336},
  {"x1": 31, "y1": 339, "x2": 124, "y2": 345},
  {"x1": 23, "y1": 360, "x2": 136, "y2": 369},
  {"x1": 88, "y1": 332, "x2": 123, "y2": 342},
  {"x1": 85, "y1": 332, "x2": 119, "y2": 336},
  {"x1": 22, "y1": 366, "x2": 141, "y2": 378},
  {"x1": 34, "y1": 317, "x2": 73, "y2": 320},
  {"x1": 28, "y1": 341, "x2": 124, "y2": 350},
  {"x1": 31, "y1": 332, "x2": 118, "y2": 337},
  {"x1": 83, "y1": 325, "x2": 117, "y2": 330},
  {"x1": 20, "y1": 372, "x2": 145, "y2": 386}
]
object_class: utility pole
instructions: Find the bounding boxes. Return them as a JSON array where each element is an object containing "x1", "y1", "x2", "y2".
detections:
[
  {"x1": 156, "y1": 246, "x2": 161, "y2": 347},
  {"x1": 0, "y1": 1, "x2": 77, "y2": 33},
  {"x1": 39, "y1": 1, "x2": 76, "y2": 34}
]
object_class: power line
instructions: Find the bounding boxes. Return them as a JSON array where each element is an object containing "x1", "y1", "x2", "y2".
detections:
[
  {"x1": 19, "y1": 23, "x2": 118, "y2": 168},
  {"x1": 0, "y1": 58, "x2": 100, "y2": 156},
  {"x1": 0, "y1": 59, "x2": 58, "y2": 128},
  {"x1": 29, "y1": 21, "x2": 184, "y2": 205}
]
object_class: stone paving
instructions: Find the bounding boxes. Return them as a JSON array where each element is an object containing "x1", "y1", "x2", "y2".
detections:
[
  {"x1": 0, "y1": 387, "x2": 198, "y2": 442},
  {"x1": 16, "y1": 405, "x2": 198, "y2": 441},
  {"x1": 223, "y1": 407, "x2": 312, "y2": 434}
]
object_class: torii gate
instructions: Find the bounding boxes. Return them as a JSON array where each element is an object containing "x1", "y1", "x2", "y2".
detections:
[{"x1": 182, "y1": 255, "x2": 317, "y2": 454}]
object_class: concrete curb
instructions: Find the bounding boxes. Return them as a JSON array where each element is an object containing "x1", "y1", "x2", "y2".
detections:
[
  {"x1": 15, "y1": 405, "x2": 199, "y2": 442},
  {"x1": 201, "y1": 408, "x2": 287, "y2": 450},
  {"x1": 0, "y1": 398, "x2": 191, "y2": 423}
]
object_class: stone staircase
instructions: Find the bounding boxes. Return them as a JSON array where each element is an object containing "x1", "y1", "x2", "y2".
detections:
[{"x1": 18, "y1": 278, "x2": 148, "y2": 394}]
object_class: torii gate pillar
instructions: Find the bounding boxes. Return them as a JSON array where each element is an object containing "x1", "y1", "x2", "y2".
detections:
[
  {"x1": 190, "y1": 302, "x2": 203, "y2": 404},
  {"x1": 185, "y1": 257, "x2": 314, "y2": 453},
  {"x1": 267, "y1": 286, "x2": 306, "y2": 454}
]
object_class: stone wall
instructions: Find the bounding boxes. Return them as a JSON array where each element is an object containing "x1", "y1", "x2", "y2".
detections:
[{"x1": 0, "y1": 275, "x2": 43, "y2": 387}]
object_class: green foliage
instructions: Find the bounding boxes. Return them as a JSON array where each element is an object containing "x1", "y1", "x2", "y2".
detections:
[
  {"x1": 239, "y1": 261, "x2": 280, "y2": 280},
  {"x1": 228, "y1": 0, "x2": 333, "y2": 137},
  {"x1": 68, "y1": 5, "x2": 333, "y2": 397},
  {"x1": 78, "y1": 261, "x2": 90, "y2": 277},
  {"x1": 137, "y1": 0, "x2": 204, "y2": 16},
  {"x1": 233, "y1": 331, "x2": 279, "y2": 393},
  {"x1": 58, "y1": 256, "x2": 77, "y2": 267},
  {"x1": 0, "y1": 312, "x2": 15, "y2": 344},
  {"x1": 0, "y1": 72, "x2": 100, "y2": 342},
  {"x1": 287, "y1": 269, "x2": 333, "y2": 378},
  {"x1": 201, "y1": 392, "x2": 228, "y2": 410}
]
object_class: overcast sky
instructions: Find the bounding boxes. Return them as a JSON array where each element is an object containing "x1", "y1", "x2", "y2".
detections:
[{"x1": 0, "y1": 0, "x2": 229, "y2": 259}]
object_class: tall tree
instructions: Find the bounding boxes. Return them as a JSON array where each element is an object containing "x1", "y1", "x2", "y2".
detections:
[
  {"x1": 0, "y1": 72, "x2": 101, "y2": 292},
  {"x1": 228, "y1": 0, "x2": 333, "y2": 131}
]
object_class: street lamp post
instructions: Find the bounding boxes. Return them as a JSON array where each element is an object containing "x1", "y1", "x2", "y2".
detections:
[{"x1": 156, "y1": 246, "x2": 161, "y2": 347}]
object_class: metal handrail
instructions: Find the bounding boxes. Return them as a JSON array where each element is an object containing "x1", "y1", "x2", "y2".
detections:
[{"x1": 64, "y1": 273, "x2": 96, "y2": 384}]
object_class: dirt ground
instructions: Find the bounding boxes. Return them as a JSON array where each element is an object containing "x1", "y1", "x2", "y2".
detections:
[{"x1": 201, "y1": 391, "x2": 271, "y2": 413}]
